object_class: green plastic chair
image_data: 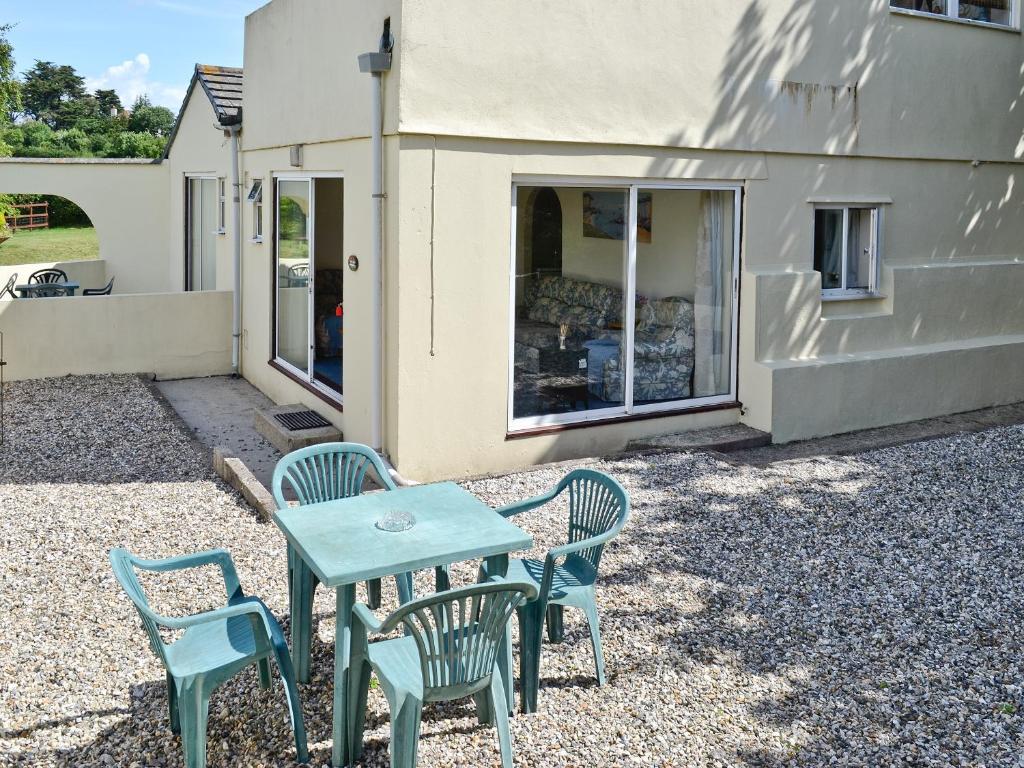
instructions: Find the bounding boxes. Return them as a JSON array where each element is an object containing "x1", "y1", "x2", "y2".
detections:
[
  {"x1": 109, "y1": 548, "x2": 308, "y2": 768},
  {"x1": 272, "y1": 442, "x2": 415, "y2": 683},
  {"x1": 481, "y1": 469, "x2": 629, "y2": 714},
  {"x1": 349, "y1": 579, "x2": 537, "y2": 768}
]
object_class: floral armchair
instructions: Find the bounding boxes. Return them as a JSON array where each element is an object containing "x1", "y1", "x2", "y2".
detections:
[{"x1": 590, "y1": 296, "x2": 695, "y2": 403}]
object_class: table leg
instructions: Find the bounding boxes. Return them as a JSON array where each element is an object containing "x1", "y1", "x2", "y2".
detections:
[
  {"x1": 482, "y1": 553, "x2": 515, "y2": 713},
  {"x1": 290, "y1": 559, "x2": 312, "y2": 683},
  {"x1": 332, "y1": 584, "x2": 356, "y2": 768}
]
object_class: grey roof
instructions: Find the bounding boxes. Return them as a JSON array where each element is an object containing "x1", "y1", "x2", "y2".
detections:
[
  {"x1": 195, "y1": 65, "x2": 243, "y2": 124},
  {"x1": 161, "y1": 64, "x2": 243, "y2": 161}
]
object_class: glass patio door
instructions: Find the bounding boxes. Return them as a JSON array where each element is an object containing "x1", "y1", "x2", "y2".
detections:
[
  {"x1": 275, "y1": 178, "x2": 313, "y2": 377},
  {"x1": 186, "y1": 177, "x2": 218, "y2": 291}
]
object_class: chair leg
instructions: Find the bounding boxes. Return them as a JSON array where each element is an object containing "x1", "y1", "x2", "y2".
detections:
[
  {"x1": 166, "y1": 672, "x2": 180, "y2": 734},
  {"x1": 257, "y1": 658, "x2": 272, "y2": 690},
  {"x1": 434, "y1": 564, "x2": 452, "y2": 592},
  {"x1": 582, "y1": 599, "x2": 606, "y2": 686},
  {"x1": 545, "y1": 605, "x2": 564, "y2": 644},
  {"x1": 488, "y1": 673, "x2": 514, "y2": 768},
  {"x1": 347, "y1": 660, "x2": 372, "y2": 762},
  {"x1": 366, "y1": 578, "x2": 383, "y2": 610},
  {"x1": 390, "y1": 694, "x2": 423, "y2": 768},
  {"x1": 291, "y1": 560, "x2": 315, "y2": 684},
  {"x1": 474, "y1": 689, "x2": 493, "y2": 726},
  {"x1": 395, "y1": 571, "x2": 414, "y2": 605},
  {"x1": 272, "y1": 637, "x2": 309, "y2": 763},
  {"x1": 178, "y1": 680, "x2": 210, "y2": 768},
  {"x1": 517, "y1": 601, "x2": 545, "y2": 714}
]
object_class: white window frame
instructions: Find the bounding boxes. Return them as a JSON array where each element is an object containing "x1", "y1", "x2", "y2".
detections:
[
  {"x1": 890, "y1": 0, "x2": 1020, "y2": 30},
  {"x1": 814, "y1": 204, "x2": 883, "y2": 301},
  {"x1": 248, "y1": 179, "x2": 264, "y2": 243},
  {"x1": 272, "y1": 171, "x2": 345, "y2": 406},
  {"x1": 184, "y1": 173, "x2": 219, "y2": 292},
  {"x1": 217, "y1": 177, "x2": 227, "y2": 233},
  {"x1": 507, "y1": 176, "x2": 743, "y2": 433}
]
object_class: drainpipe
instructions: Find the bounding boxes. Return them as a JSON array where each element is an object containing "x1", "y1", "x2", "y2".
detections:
[
  {"x1": 225, "y1": 122, "x2": 243, "y2": 376},
  {"x1": 358, "y1": 23, "x2": 393, "y2": 452}
]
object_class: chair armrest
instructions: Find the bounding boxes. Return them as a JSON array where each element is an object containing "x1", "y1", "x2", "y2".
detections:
[
  {"x1": 352, "y1": 603, "x2": 386, "y2": 634},
  {"x1": 495, "y1": 486, "x2": 561, "y2": 518},
  {"x1": 149, "y1": 600, "x2": 273, "y2": 644},
  {"x1": 129, "y1": 549, "x2": 242, "y2": 602},
  {"x1": 539, "y1": 530, "x2": 621, "y2": 595}
]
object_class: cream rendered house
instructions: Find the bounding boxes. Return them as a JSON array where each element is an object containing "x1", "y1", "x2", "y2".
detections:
[
  {"x1": 233, "y1": 0, "x2": 1024, "y2": 479},
  {"x1": 3, "y1": 0, "x2": 1022, "y2": 481}
]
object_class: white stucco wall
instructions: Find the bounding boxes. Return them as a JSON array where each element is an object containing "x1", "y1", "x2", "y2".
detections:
[
  {"x1": 242, "y1": 0, "x2": 402, "y2": 151},
  {"x1": 398, "y1": 0, "x2": 1023, "y2": 163},
  {"x1": 0, "y1": 290, "x2": 233, "y2": 381},
  {"x1": 0, "y1": 159, "x2": 172, "y2": 294}
]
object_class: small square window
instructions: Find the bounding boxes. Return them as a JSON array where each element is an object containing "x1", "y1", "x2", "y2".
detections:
[
  {"x1": 813, "y1": 206, "x2": 881, "y2": 299},
  {"x1": 248, "y1": 179, "x2": 264, "y2": 241}
]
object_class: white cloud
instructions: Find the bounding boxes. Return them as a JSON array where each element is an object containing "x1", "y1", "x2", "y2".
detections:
[{"x1": 86, "y1": 53, "x2": 187, "y2": 112}]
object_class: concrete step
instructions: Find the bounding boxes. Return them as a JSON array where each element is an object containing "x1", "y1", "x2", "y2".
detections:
[
  {"x1": 253, "y1": 403, "x2": 342, "y2": 454},
  {"x1": 627, "y1": 424, "x2": 772, "y2": 454}
]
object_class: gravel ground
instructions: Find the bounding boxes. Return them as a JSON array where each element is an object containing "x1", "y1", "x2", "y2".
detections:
[{"x1": 2, "y1": 374, "x2": 1023, "y2": 767}]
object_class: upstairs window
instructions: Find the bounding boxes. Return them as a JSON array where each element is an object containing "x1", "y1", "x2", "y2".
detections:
[
  {"x1": 891, "y1": 0, "x2": 1018, "y2": 28},
  {"x1": 814, "y1": 206, "x2": 881, "y2": 300}
]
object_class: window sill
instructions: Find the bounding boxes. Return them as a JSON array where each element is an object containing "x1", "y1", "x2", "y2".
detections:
[
  {"x1": 890, "y1": 8, "x2": 1020, "y2": 33},
  {"x1": 821, "y1": 291, "x2": 886, "y2": 302},
  {"x1": 506, "y1": 401, "x2": 741, "y2": 439}
]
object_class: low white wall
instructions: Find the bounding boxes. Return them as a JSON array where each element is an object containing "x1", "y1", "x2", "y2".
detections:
[
  {"x1": 0, "y1": 260, "x2": 108, "y2": 295},
  {"x1": 767, "y1": 334, "x2": 1024, "y2": 443},
  {"x1": 0, "y1": 290, "x2": 232, "y2": 381}
]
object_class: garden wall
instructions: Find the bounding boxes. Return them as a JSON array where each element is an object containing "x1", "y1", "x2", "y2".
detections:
[{"x1": 0, "y1": 290, "x2": 232, "y2": 381}]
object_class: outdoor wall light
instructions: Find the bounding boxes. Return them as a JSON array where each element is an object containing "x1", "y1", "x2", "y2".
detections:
[{"x1": 289, "y1": 144, "x2": 303, "y2": 167}]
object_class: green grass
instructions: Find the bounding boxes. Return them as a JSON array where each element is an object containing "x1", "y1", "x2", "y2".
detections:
[{"x1": 0, "y1": 227, "x2": 99, "y2": 266}]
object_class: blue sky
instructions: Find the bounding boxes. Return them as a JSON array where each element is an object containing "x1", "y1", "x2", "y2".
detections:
[{"x1": 3, "y1": 0, "x2": 266, "y2": 111}]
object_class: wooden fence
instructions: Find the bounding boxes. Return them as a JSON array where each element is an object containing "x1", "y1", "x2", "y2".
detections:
[{"x1": 4, "y1": 202, "x2": 49, "y2": 231}]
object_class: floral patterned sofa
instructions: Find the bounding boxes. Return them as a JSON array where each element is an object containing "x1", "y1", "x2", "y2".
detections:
[
  {"x1": 593, "y1": 296, "x2": 695, "y2": 402},
  {"x1": 514, "y1": 274, "x2": 695, "y2": 402}
]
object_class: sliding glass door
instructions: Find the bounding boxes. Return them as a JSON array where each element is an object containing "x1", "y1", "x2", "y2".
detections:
[
  {"x1": 273, "y1": 175, "x2": 345, "y2": 400},
  {"x1": 509, "y1": 180, "x2": 741, "y2": 430}
]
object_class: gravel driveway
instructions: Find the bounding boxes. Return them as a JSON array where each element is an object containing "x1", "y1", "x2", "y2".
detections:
[{"x1": 2, "y1": 374, "x2": 1022, "y2": 767}]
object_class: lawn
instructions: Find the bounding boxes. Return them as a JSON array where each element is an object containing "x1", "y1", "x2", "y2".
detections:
[{"x1": 0, "y1": 226, "x2": 99, "y2": 266}]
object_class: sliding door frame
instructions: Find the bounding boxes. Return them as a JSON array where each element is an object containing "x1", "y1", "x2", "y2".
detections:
[
  {"x1": 508, "y1": 176, "x2": 743, "y2": 432},
  {"x1": 184, "y1": 174, "x2": 219, "y2": 292}
]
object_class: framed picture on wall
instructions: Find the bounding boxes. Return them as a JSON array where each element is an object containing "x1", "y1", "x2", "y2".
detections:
[{"x1": 583, "y1": 191, "x2": 652, "y2": 242}]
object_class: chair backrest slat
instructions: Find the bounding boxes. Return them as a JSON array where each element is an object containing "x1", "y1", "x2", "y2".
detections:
[
  {"x1": 272, "y1": 442, "x2": 395, "y2": 510},
  {"x1": 563, "y1": 469, "x2": 629, "y2": 573},
  {"x1": 28, "y1": 268, "x2": 68, "y2": 285},
  {"x1": 393, "y1": 582, "x2": 532, "y2": 697}
]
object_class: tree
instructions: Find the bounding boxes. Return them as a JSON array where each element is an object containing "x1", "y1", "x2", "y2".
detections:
[
  {"x1": 127, "y1": 94, "x2": 174, "y2": 136},
  {"x1": 0, "y1": 24, "x2": 20, "y2": 156},
  {"x1": 20, "y1": 60, "x2": 88, "y2": 129},
  {"x1": 107, "y1": 130, "x2": 164, "y2": 159},
  {"x1": 94, "y1": 88, "x2": 122, "y2": 117}
]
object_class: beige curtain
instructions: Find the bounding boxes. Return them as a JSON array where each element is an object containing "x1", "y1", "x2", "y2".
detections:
[{"x1": 693, "y1": 191, "x2": 734, "y2": 397}]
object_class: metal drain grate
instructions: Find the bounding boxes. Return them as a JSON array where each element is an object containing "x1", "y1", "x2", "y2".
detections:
[{"x1": 275, "y1": 410, "x2": 332, "y2": 431}]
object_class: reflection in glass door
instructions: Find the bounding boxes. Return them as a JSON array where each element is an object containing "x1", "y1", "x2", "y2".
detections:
[
  {"x1": 275, "y1": 179, "x2": 312, "y2": 377},
  {"x1": 186, "y1": 177, "x2": 218, "y2": 291},
  {"x1": 273, "y1": 176, "x2": 345, "y2": 399}
]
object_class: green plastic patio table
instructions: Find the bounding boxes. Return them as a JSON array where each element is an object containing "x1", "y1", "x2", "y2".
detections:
[{"x1": 272, "y1": 481, "x2": 534, "y2": 768}]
